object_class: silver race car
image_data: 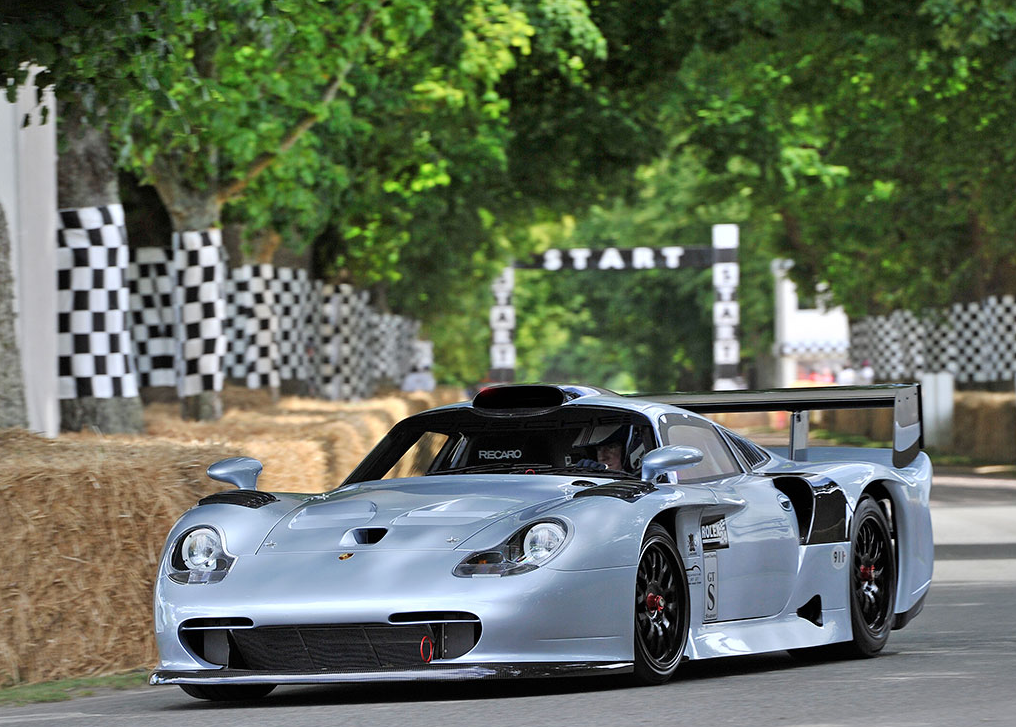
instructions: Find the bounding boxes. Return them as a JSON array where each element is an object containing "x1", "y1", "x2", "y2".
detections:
[{"x1": 151, "y1": 384, "x2": 933, "y2": 700}]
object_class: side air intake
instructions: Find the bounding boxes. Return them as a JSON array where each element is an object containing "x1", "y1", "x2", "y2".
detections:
[{"x1": 797, "y1": 595, "x2": 823, "y2": 627}]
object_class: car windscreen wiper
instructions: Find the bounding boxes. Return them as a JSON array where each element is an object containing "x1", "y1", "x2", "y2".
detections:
[{"x1": 426, "y1": 462, "x2": 554, "y2": 475}]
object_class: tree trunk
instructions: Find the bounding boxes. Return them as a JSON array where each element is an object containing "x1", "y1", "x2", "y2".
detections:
[
  {"x1": 57, "y1": 107, "x2": 143, "y2": 433},
  {"x1": 0, "y1": 202, "x2": 29, "y2": 429},
  {"x1": 149, "y1": 170, "x2": 225, "y2": 421}
]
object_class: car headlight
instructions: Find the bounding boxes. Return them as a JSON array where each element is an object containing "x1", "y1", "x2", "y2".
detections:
[
  {"x1": 454, "y1": 520, "x2": 568, "y2": 578},
  {"x1": 169, "y1": 527, "x2": 235, "y2": 584}
]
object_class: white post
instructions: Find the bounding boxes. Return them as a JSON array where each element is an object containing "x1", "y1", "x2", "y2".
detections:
[
  {"x1": 920, "y1": 371, "x2": 954, "y2": 449},
  {"x1": 771, "y1": 259, "x2": 797, "y2": 388},
  {"x1": 712, "y1": 224, "x2": 740, "y2": 390},
  {"x1": 0, "y1": 69, "x2": 59, "y2": 436},
  {"x1": 489, "y1": 266, "x2": 516, "y2": 382}
]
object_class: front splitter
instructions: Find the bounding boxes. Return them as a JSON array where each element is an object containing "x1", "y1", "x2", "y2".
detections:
[{"x1": 151, "y1": 661, "x2": 633, "y2": 686}]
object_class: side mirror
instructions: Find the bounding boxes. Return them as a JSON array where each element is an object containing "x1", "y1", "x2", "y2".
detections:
[
  {"x1": 207, "y1": 457, "x2": 263, "y2": 491},
  {"x1": 641, "y1": 446, "x2": 704, "y2": 482}
]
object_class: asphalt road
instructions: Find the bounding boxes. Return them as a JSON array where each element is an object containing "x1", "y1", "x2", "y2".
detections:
[{"x1": 3, "y1": 469, "x2": 1014, "y2": 727}]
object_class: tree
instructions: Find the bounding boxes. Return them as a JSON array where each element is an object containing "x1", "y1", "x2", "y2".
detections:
[{"x1": 656, "y1": 0, "x2": 1016, "y2": 315}]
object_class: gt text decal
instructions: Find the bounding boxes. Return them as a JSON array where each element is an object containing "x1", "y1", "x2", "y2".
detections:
[
  {"x1": 703, "y1": 552, "x2": 718, "y2": 622},
  {"x1": 700, "y1": 516, "x2": 729, "y2": 550},
  {"x1": 478, "y1": 449, "x2": 523, "y2": 460},
  {"x1": 831, "y1": 544, "x2": 848, "y2": 570}
]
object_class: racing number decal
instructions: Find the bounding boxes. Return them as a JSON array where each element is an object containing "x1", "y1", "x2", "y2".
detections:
[{"x1": 703, "y1": 551, "x2": 719, "y2": 622}]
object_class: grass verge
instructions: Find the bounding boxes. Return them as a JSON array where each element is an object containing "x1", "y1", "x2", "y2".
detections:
[{"x1": 0, "y1": 671, "x2": 149, "y2": 707}]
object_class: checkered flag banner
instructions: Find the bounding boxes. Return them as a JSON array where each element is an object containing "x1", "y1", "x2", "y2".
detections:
[
  {"x1": 240, "y1": 264, "x2": 280, "y2": 389},
  {"x1": 173, "y1": 229, "x2": 226, "y2": 397},
  {"x1": 272, "y1": 267, "x2": 312, "y2": 381},
  {"x1": 401, "y1": 339, "x2": 436, "y2": 392},
  {"x1": 850, "y1": 295, "x2": 1016, "y2": 383},
  {"x1": 223, "y1": 272, "x2": 248, "y2": 380},
  {"x1": 127, "y1": 247, "x2": 176, "y2": 387},
  {"x1": 56, "y1": 204, "x2": 139, "y2": 399},
  {"x1": 313, "y1": 283, "x2": 376, "y2": 400},
  {"x1": 373, "y1": 313, "x2": 403, "y2": 385}
]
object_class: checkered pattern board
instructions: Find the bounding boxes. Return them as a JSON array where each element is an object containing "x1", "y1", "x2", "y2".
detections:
[
  {"x1": 313, "y1": 283, "x2": 377, "y2": 400},
  {"x1": 103, "y1": 247, "x2": 424, "y2": 400},
  {"x1": 172, "y1": 230, "x2": 226, "y2": 397},
  {"x1": 272, "y1": 267, "x2": 313, "y2": 381},
  {"x1": 241, "y1": 264, "x2": 280, "y2": 389},
  {"x1": 56, "y1": 205, "x2": 140, "y2": 399},
  {"x1": 778, "y1": 341, "x2": 850, "y2": 356},
  {"x1": 223, "y1": 272, "x2": 248, "y2": 380},
  {"x1": 850, "y1": 296, "x2": 1016, "y2": 383},
  {"x1": 127, "y1": 247, "x2": 176, "y2": 387}
]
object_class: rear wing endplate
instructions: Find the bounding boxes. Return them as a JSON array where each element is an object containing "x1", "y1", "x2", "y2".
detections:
[{"x1": 629, "y1": 384, "x2": 923, "y2": 468}]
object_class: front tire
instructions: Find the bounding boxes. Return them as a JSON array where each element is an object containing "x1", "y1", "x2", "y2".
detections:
[
  {"x1": 632, "y1": 524, "x2": 689, "y2": 685},
  {"x1": 179, "y1": 683, "x2": 276, "y2": 701}
]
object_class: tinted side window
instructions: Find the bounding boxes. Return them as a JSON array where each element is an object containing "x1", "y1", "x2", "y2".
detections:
[{"x1": 658, "y1": 414, "x2": 741, "y2": 482}]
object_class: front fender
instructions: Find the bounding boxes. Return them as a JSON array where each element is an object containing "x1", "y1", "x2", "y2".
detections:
[{"x1": 455, "y1": 485, "x2": 717, "y2": 572}]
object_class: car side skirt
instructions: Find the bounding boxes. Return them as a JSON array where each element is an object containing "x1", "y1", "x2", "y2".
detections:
[{"x1": 150, "y1": 661, "x2": 633, "y2": 686}]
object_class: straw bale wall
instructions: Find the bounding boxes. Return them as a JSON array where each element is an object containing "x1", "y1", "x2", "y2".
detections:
[
  {"x1": 813, "y1": 391, "x2": 1015, "y2": 462},
  {"x1": 0, "y1": 386, "x2": 464, "y2": 685}
]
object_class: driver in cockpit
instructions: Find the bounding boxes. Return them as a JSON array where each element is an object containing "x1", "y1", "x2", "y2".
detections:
[{"x1": 575, "y1": 426, "x2": 634, "y2": 473}]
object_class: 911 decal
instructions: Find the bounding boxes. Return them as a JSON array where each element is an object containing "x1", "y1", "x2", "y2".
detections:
[
  {"x1": 703, "y1": 551, "x2": 718, "y2": 622},
  {"x1": 831, "y1": 544, "x2": 848, "y2": 570},
  {"x1": 700, "y1": 516, "x2": 729, "y2": 550}
]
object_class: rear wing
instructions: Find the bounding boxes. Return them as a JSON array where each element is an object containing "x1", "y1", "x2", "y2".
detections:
[{"x1": 628, "y1": 384, "x2": 923, "y2": 468}]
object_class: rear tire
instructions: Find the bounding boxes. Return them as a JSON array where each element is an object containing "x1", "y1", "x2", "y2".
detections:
[
  {"x1": 179, "y1": 683, "x2": 276, "y2": 701},
  {"x1": 843, "y1": 496, "x2": 896, "y2": 656},
  {"x1": 632, "y1": 524, "x2": 689, "y2": 685}
]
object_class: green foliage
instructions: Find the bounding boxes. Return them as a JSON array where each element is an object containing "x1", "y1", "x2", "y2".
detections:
[
  {"x1": 658, "y1": 0, "x2": 1016, "y2": 315},
  {"x1": 6, "y1": 0, "x2": 1015, "y2": 388}
]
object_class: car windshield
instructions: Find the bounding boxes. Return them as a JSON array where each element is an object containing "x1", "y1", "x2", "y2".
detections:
[{"x1": 342, "y1": 405, "x2": 658, "y2": 485}]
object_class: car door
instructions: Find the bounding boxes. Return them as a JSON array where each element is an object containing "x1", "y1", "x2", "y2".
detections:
[{"x1": 659, "y1": 414, "x2": 799, "y2": 622}]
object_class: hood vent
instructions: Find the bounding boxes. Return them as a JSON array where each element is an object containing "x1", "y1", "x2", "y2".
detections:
[
  {"x1": 199, "y1": 490, "x2": 279, "y2": 509},
  {"x1": 339, "y1": 527, "x2": 388, "y2": 546}
]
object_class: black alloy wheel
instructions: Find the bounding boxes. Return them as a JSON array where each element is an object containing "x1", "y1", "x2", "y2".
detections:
[
  {"x1": 845, "y1": 496, "x2": 897, "y2": 656},
  {"x1": 633, "y1": 523, "x2": 689, "y2": 684},
  {"x1": 180, "y1": 683, "x2": 276, "y2": 701}
]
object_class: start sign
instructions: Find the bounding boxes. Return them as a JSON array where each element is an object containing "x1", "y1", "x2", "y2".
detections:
[
  {"x1": 490, "y1": 224, "x2": 741, "y2": 390},
  {"x1": 516, "y1": 246, "x2": 714, "y2": 271}
]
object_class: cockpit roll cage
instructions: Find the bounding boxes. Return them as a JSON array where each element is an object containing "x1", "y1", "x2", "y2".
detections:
[{"x1": 628, "y1": 384, "x2": 923, "y2": 468}]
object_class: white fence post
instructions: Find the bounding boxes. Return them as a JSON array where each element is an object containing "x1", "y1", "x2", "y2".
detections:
[{"x1": 919, "y1": 371, "x2": 954, "y2": 450}]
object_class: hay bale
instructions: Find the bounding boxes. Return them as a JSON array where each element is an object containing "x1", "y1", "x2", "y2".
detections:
[
  {"x1": 0, "y1": 387, "x2": 464, "y2": 685},
  {"x1": 0, "y1": 431, "x2": 236, "y2": 685},
  {"x1": 954, "y1": 392, "x2": 1016, "y2": 462}
]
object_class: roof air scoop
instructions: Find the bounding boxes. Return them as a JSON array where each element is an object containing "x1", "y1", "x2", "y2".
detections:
[{"x1": 472, "y1": 384, "x2": 569, "y2": 413}]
